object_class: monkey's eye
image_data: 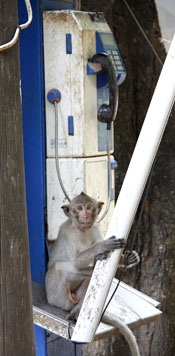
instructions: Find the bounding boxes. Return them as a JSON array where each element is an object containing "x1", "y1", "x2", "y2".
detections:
[
  {"x1": 77, "y1": 205, "x2": 83, "y2": 211},
  {"x1": 86, "y1": 205, "x2": 92, "y2": 211}
]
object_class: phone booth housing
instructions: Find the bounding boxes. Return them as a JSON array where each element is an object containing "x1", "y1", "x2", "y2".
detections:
[{"x1": 43, "y1": 11, "x2": 126, "y2": 240}]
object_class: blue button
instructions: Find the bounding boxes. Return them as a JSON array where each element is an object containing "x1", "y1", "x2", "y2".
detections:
[
  {"x1": 66, "y1": 34, "x2": 72, "y2": 54},
  {"x1": 68, "y1": 116, "x2": 74, "y2": 136}
]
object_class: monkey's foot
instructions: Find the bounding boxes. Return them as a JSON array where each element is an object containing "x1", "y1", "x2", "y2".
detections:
[
  {"x1": 124, "y1": 250, "x2": 140, "y2": 268},
  {"x1": 67, "y1": 312, "x2": 77, "y2": 322}
]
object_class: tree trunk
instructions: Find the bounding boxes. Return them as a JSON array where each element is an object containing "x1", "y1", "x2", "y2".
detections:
[
  {"x1": 0, "y1": 1, "x2": 35, "y2": 355},
  {"x1": 82, "y1": 0, "x2": 175, "y2": 355}
]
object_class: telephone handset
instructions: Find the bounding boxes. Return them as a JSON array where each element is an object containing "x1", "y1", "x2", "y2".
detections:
[
  {"x1": 88, "y1": 52, "x2": 118, "y2": 129},
  {"x1": 87, "y1": 31, "x2": 126, "y2": 129}
]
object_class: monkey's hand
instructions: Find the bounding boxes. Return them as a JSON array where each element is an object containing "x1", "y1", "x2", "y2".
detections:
[
  {"x1": 103, "y1": 236, "x2": 126, "y2": 251},
  {"x1": 120, "y1": 250, "x2": 140, "y2": 268},
  {"x1": 94, "y1": 252, "x2": 109, "y2": 263},
  {"x1": 94, "y1": 237, "x2": 126, "y2": 263}
]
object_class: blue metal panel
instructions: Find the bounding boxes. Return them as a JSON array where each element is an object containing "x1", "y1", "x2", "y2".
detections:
[
  {"x1": 34, "y1": 325, "x2": 47, "y2": 355},
  {"x1": 18, "y1": 0, "x2": 47, "y2": 286},
  {"x1": 18, "y1": 0, "x2": 47, "y2": 354}
]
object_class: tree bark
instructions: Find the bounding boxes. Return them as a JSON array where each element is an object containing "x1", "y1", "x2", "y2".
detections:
[{"x1": 0, "y1": 1, "x2": 35, "y2": 355}]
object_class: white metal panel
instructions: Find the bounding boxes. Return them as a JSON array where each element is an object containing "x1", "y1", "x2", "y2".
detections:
[{"x1": 43, "y1": 11, "x2": 113, "y2": 158}]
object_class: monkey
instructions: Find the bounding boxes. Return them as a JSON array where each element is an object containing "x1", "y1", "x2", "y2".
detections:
[
  {"x1": 45, "y1": 192, "x2": 139, "y2": 312},
  {"x1": 45, "y1": 192, "x2": 140, "y2": 356}
]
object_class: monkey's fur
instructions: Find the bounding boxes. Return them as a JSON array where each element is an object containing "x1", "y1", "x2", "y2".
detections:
[{"x1": 45, "y1": 192, "x2": 140, "y2": 356}]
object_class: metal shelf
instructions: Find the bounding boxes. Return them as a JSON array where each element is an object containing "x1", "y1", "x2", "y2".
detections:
[{"x1": 33, "y1": 279, "x2": 162, "y2": 341}]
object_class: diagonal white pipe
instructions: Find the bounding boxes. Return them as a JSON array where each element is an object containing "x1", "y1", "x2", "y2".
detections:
[{"x1": 71, "y1": 33, "x2": 175, "y2": 343}]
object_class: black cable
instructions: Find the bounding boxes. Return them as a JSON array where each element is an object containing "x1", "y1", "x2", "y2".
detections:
[{"x1": 100, "y1": 278, "x2": 121, "y2": 321}]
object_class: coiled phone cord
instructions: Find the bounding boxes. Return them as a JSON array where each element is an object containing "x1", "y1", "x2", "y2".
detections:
[
  {"x1": 97, "y1": 127, "x2": 112, "y2": 222},
  {"x1": 97, "y1": 83, "x2": 119, "y2": 222}
]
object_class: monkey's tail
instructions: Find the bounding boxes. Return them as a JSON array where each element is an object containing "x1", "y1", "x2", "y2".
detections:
[{"x1": 102, "y1": 313, "x2": 140, "y2": 356}]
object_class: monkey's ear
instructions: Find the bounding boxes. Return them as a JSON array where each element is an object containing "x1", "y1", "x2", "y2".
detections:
[
  {"x1": 61, "y1": 205, "x2": 70, "y2": 217},
  {"x1": 97, "y1": 201, "x2": 104, "y2": 215}
]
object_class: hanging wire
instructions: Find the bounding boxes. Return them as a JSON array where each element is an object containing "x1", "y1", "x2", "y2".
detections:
[
  {"x1": 123, "y1": 0, "x2": 163, "y2": 66},
  {"x1": 0, "y1": 0, "x2": 32, "y2": 52}
]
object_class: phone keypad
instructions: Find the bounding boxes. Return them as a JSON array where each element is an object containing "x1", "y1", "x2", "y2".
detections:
[{"x1": 106, "y1": 49, "x2": 124, "y2": 73}]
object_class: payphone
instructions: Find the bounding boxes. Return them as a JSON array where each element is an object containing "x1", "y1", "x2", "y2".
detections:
[{"x1": 43, "y1": 10, "x2": 126, "y2": 240}]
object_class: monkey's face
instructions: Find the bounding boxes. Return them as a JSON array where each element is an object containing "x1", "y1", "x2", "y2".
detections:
[
  {"x1": 62, "y1": 193, "x2": 104, "y2": 231},
  {"x1": 71, "y1": 203, "x2": 97, "y2": 231}
]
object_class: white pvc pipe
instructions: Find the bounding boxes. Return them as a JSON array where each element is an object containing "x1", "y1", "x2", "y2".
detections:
[{"x1": 71, "y1": 34, "x2": 175, "y2": 343}]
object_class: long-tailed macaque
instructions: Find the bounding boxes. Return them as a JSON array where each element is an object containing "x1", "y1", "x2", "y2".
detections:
[{"x1": 45, "y1": 192, "x2": 140, "y2": 356}]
